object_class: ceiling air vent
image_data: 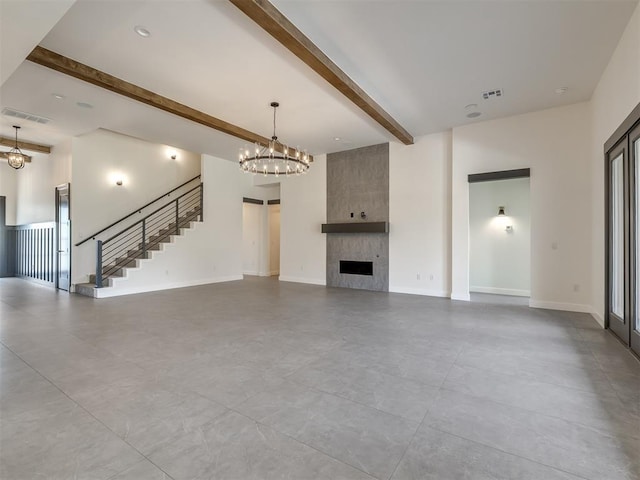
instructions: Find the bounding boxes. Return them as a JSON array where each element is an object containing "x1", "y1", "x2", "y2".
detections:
[
  {"x1": 1, "y1": 107, "x2": 51, "y2": 125},
  {"x1": 482, "y1": 89, "x2": 503, "y2": 100}
]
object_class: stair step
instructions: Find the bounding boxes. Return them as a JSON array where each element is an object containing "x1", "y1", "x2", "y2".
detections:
[{"x1": 75, "y1": 283, "x2": 98, "y2": 298}]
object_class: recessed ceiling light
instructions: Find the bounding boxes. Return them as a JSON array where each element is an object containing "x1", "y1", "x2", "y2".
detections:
[
  {"x1": 464, "y1": 104, "x2": 478, "y2": 111},
  {"x1": 333, "y1": 137, "x2": 341, "y2": 141},
  {"x1": 466, "y1": 112, "x2": 482, "y2": 119},
  {"x1": 76, "y1": 102, "x2": 94, "y2": 109},
  {"x1": 134, "y1": 25, "x2": 151, "y2": 37},
  {"x1": 555, "y1": 87, "x2": 568, "y2": 95},
  {"x1": 52, "y1": 93, "x2": 65, "y2": 100}
]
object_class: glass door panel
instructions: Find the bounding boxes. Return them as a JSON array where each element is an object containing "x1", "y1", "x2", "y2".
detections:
[
  {"x1": 612, "y1": 153, "x2": 625, "y2": 318},
  {"x1": 608, "y1": 143, "x2": 628, "y2": 343},
  {"x1": 631, "y1": 132, "x2": 640, "y2": 355}
]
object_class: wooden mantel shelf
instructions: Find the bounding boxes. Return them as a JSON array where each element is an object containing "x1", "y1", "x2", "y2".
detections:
[{"x1": 321, "y1": 222, "x2": 389, "y2": 234}]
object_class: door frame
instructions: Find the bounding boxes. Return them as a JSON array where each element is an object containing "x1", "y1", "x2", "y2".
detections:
[
  {"x1": 604, "y1": 102, "x2": 640, "y2": 356},
  {"x1": 55, "y1": 183, "x2": 71, "y2": 291},
  {"x1": 629, "y1": 122, "x2": 640, "y2": 354},
  {"x1": 605, "y1": 139, "x2": 629, "y2": 343}
]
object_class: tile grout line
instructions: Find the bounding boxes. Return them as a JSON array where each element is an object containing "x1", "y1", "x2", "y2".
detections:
[
  {"x1": 451, "y1": 352, "x2": 628, "y2": 398},
  {"x1": 281, "y1": 375, "x2": 426, "y2": 425},
  {"x1": 0, "y1": 339, "x2": 177, "y2": 480},
  {"x1": 413, "y1": 333, "x2": 596, "y2": 480},
  {"x1": 425, "y1": 424, "x2": 593, "y2": 480},
  {"x1": 437, "y1": 380, "x2": 640, "y2": 442},
  {"x1": 225, "y1": 408, "x2": 380, "y2": 480},
  {"x1": 386, "y1": 347, "x2": 465, "y2": 480}
]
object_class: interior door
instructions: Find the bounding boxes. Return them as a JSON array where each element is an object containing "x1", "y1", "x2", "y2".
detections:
[
  {"x1": 56, "y1": 184, "x2": 70, "y2": 291},
  {"x1": 607, "y1": 141, "x2": 629, "y2": 343},
  {"x1": 630, "y1": 123, "x2": 640, "y2": 356}
]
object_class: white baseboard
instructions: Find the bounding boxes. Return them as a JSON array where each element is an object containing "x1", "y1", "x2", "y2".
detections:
[
  {"x1": 451, "y1": 292, "x2": 471, "y2": 301},
  {"x1": 243, "y1": 270, "x2": 260, "y2": 276},
  {"x1": 528, "y1": 299, "x2": 593, "y2": 314},
  {"x1": 589, "y1": 307, "x2": 605, "y2": 327},
  {"x1": 470, "y1": 286, "x2": 530, "y2": 297},
  {"x1": 278, "y1": 275, "x2": 326, "y2": 286},
  {"x1": 389, "y1": 286, "x2": 450, "y2": 298},
  {"x1": 96, "y1": 275, "x2": 243, "y2": 298}
]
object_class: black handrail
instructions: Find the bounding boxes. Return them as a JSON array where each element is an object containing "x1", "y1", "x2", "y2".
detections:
[
  {"x1": 102, "y1": 184, "x2": 201, "y2": 244},
  {"x1": 75, "y1": 174, "x2": 201, "y2": 246}
]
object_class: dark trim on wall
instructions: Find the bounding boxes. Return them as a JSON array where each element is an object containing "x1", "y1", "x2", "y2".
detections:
[
  {"x1": 322, "y1": 222, "x2": 389, "y2": 234},
  {"x1": 243, "y1": 197, "x2": 264, "y2": 205},
  {"x1": 0, "y1": 196, "x2": 11, "y2": 278},
  {"x1": 605, "y1": 102, "x2": 640, "y2": 153},
  {"x1": 267, "y1": 199, "x2": 280, "y2": 205},
  {"x1": 468, "y1": 168, "x2": 530, "y2": 183}
]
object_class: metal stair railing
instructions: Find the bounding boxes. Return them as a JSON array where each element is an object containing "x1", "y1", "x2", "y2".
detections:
[
  {"x1": 95, "y1": 183, "x2": 203, "y2": 288},
  {"x1": 76, "y1": 174, "x2": 201, "y2": 247}
]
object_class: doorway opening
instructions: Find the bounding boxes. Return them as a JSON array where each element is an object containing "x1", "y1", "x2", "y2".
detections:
[
  {"x1": 268, "y1": 200, "x2": 280, "y2": 277},
  {"x1": 241, "y1": 195, "x2": 280, "y2": 278},
  {"x1": 468, "y1": 170, "x2": 531, "y2": 306},
  {"x1": 55, "y1": 184, "x2": 70, "y2": 291}
]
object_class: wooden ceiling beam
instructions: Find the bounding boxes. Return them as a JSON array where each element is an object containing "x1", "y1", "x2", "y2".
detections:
[
  {"x1": 0, "y1": 136, "x2": 50, "y2": 154},
  {"x1": 228, "y1": 0, "x2": 414, "y2": 145},
  {"x1": 26, "y1": 46, "x2": 312, "y2": 160}
]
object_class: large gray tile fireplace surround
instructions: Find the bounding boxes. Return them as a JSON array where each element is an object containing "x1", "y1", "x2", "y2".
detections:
[{"x1": 326, "y1": 143, "x2": 389, "y2": 292}]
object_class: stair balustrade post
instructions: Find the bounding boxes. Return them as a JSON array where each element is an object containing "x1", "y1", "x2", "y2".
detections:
[
  {"x1": 96, "y1": 240, "x2": 103, "y2": 288},
  {"x1": 142, "y1": 219, "x2": 146, "y2": 257},
  {"x1": 199, "y1": 184, "x2": 204, "y2": 222},
  {"x1": 175, "y1": 199, "x2": 179, "y2": 235}
]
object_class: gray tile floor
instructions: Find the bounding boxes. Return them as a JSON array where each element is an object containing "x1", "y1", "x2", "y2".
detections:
[{"x1": 1, "y1": 277, "x2": 638, "y2": 480}]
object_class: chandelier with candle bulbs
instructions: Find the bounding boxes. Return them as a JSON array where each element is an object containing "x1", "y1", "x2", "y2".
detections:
[
  {"x1": 5, "y1": 126, "x2": 28, "y2": 170},
  {"x1": 239, "y1": 102, "x2": 310, "y2": 176}
]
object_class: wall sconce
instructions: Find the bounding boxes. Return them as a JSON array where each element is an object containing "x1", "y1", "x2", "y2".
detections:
[
  {"x1": 498, "y1": 206, "x2": 506, "y2": 216},
  {"x1": 115, "y1": 178, "x2": 123, "y2": 186},
  {"x1": 170, "y1": 152, "x2": 177, "y2": 160}
]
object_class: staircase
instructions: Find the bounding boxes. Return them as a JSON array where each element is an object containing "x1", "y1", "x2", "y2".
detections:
[{"x1": 75, "y1": 179, "x2": 203, "y2": 298}]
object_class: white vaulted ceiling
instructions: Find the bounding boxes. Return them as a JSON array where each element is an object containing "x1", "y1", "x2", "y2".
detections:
[{"x1": 0, "y1": 0, "x2": 637, "y2": 159}]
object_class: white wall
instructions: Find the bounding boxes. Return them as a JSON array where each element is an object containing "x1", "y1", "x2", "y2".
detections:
[
  {"x1": 98, "y1": 154, "x2": 249, "y2": 297},
  {"x1": 389, "y1": 132, "x2": 451, "y2": 297},
  {"x1": 15, "y1": 139, "x2": 72, "y2": 225},
  {"x1": 590, "y1": 2, "x2": 640, "y2": 324},
  {"x1": 0, "y1": 164, "x2": 17, "y2": 225},
  {"x1": 280, "y1": 154, "x2": 327, "y2": 285},
  {"x1": 71, "y1": 129, "x2": 200, "y2": 284},
  {"x1": 469, "y1": 178, "x2": 531, "y2": 296},
  {"x1": 452, "y1": 102, "x2": 592, "y2": 312}
]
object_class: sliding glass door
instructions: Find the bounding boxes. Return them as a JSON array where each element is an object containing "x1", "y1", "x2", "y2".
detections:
[{"x1": 606, "y1": 110, "x2": 640, "y2": 357}]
